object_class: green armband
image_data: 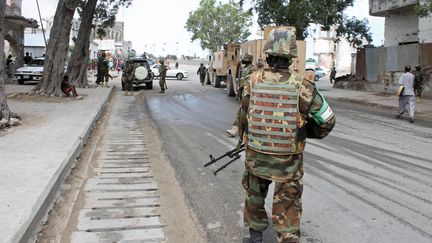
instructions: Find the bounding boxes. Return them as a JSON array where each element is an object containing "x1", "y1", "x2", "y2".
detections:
[{"x1": 312, "y1": 90, "x2": 334, "y2": 125}]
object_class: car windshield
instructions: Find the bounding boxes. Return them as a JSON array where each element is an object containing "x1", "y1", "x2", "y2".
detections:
[{"x1": 28, "y1": 59, "x2": 44, "y2": 66}]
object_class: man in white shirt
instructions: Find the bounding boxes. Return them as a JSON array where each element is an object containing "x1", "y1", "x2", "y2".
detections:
[{"x1": 396, "y1": 65, "x2": 416, "y2": 123}]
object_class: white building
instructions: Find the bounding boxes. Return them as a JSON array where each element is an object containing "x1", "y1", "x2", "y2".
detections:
[
  {"x1": 369, "y1": 0, "x2": 432, "y2": 46},
  {"x1": 311, "y1": 25, "x2": 357, "y2": 75}
]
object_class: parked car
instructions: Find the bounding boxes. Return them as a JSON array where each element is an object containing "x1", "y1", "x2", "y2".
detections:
[
  {"x1": 15, "y1": 58, "x2": 44, "y2": 85},
  {"x1": 151, "y1": 64, "x2": 188, "y2": 80},
  {"x1": 305, "y1": 67, "x2": 328, "y2": 81},
  {"x1": 15, "y1": 58, "x2": 68, "y2": 85},
  {"x1": 121, "y1": 57, "x2": 154, "y2": 90}
]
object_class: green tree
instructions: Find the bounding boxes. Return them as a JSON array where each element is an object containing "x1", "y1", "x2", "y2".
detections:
[
  {"x1": 185, "y1": 0, "x2": 253, "y2": 52},
  {"x1": 250, "y1": 0, "x2": 372, "y2": 46},
  {"x1": 68, "y1": 0, "x2": 133, "y2": 87},
  {"x1": 416, "y1": 0, "x2": 432, "y2": 17},
  {"x1": 32, "y1": 0, "x2": 82, "y2": 96},
  {"x1": 336, "y1": 17, "x2": 372, "y2": 48}
]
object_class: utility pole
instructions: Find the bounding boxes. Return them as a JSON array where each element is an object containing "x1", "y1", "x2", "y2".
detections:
[{"x1": 35, "y1": 0, "x2": 47, "y2": 47}]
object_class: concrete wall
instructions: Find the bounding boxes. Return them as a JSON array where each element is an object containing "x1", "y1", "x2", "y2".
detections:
[
  {"x1": 369, "y1": 0, "x2": 417, "y2": 16},
  {"x1": 24, "y1": 47, "x2": 44, "y2": 58},
  {"x1": 419, "y1": 15, "x2": 432, "y2": 43},
  {"x1": 384, "y1": 11, "x2": 418, "y2": 46},
  {"x1": 335, "y1": 39, "x2": 356, "y2": 75}
]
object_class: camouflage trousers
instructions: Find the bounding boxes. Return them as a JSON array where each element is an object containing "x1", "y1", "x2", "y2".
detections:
[
  {"x1": 159, "y1": 77, "x2": 166, "y2": 91},
  {"x1": 125, "y1": 78, "x2": 133, "y2": 91},
  {"x1": 243, "y1": 171, "x2": 303, "y2": 243}
]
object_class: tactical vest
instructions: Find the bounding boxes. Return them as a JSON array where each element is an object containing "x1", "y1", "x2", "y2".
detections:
[{"x1": 247, "y1": 71, "x2": 305, "y2": 155}]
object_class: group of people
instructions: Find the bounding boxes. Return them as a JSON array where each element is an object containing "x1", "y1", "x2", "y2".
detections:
[
  {"x1": 396, "y1": 64, "x2": 424, "y2": 123},
  {"x1": 222, "y1": 27, "x2": 336, "y2": 243}
]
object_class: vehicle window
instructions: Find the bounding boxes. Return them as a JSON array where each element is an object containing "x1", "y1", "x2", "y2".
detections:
[{"x1": 29, "y1": 59, "x2": 44, "y2": 66}]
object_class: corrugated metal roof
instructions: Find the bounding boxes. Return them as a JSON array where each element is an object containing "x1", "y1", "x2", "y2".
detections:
[{"x1": 24, "y1": 33, "x2": 46, "y2": 47}]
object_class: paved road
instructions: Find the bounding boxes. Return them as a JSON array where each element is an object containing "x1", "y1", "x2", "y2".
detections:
[{"x1": 142, "y1": 65, "x2": 432, "y2": 243}]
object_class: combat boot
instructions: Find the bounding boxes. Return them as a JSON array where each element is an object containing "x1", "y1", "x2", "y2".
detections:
[
  {"x1": 226, "y1": 125, "x2": 238, "y2": 137},
  {"x1": 243, "y1": 228, "x2": 263, "y2": 243}
]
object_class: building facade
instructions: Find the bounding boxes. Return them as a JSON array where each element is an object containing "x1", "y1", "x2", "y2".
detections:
[
  {"x1": 312, "y1": 25, "x2": 358, "y2": 76},
  {"x1": 4, "y1": 0, "x2": 38, "y2": 67},
  {"x1": 357, "y1": 0, "x2": 432, "y2": 97},
  {"x1": 370, "y1": 0, "x2": 432, "y2": 46}
]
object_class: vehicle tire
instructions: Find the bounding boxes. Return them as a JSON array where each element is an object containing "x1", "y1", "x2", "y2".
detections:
[
  {"x1": 176, "y1": 73, "x2": 183, "y2": 80},
  {"x1": 314, "y1": 75, "x2": 319, "y2": 81},
  {"x1": 18, "y1": 79, "x2": 24, "y2": 85},
  {"x1": 214, "y1": 76, "x2": 221, "y2": 88},
  {"x1": 146, "y1": 82, "x2": 153, "y2": 89},
  {"x1": 226, "y1": 75, "x2": 235, "y2": 97}
]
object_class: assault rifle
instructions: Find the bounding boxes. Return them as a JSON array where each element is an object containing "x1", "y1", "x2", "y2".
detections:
[{"x1": 204, "y1": 144, "x2": 245, "y2": 176}]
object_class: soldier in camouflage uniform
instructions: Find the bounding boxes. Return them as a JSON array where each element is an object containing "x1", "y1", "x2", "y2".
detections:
[
  {"x1": 159, "y1": 59, "x2": 167, "y2": 93},
  {"x1": 240, "y1": 27, "x2": 336, "y2": 243},
  {"x1": 226, "y1": 53, "x2": 254, "y2": 137},
  {"x1": 123, "y1": 61, "x2": 136, "y2": 96},
  {"x1": 413, "y1": 65, "x2": 424, "y2": 101},
  {"x1": 197, "y1": 63, "x2": 207, "y2": 85}
]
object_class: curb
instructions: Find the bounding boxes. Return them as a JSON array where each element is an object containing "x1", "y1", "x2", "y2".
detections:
[
  {"x1": 332, "y1": 97, "x2": 398, "y2": 110},
  {"x1": 16, "y1": 86, "x2": 115, "y2": 243}
]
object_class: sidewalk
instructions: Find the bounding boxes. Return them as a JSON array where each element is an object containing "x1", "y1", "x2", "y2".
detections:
[
  {"x1": 316, "y1": 79, "x2": 432, "y2": 119},
  {"x1": 0, "y1": 83, "x2": 113, "y2": 243}
]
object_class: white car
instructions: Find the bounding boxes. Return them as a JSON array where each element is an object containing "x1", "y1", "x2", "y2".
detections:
[
  {"x1": 15, "y1": 58, "x2": 44, "y2": 84},
  {"x1": 305, "y1": 67, "x2": 328, "y2": 81},
  {"x1": 151, "y1": 64, "x2": 188, "y2": 80}
]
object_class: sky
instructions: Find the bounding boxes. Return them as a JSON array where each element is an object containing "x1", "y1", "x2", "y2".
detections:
[{"x1": 22, "y1": 0, "x2": 385, "y2": 58}]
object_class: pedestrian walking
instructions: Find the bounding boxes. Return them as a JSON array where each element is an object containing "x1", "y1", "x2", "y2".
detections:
[
  {"x1": 396, "y1": 65, "x2": 416, "y2": 123},
  {"x1": 239, "y1": 27, "x2": 335, "y2": 243},
  {"x1": 159, "y1": 59, "x2": 167, "y2": 93},
  {"x1": 413, "y1": 65, "x2": 424, "y2": 102},
  {"x1": 330, "y1": 67, "x2": 336, "y2": 84},
  {"x1": 226, "y1": 53, "x2": 254, "y2": 137},
  {"x1": 24, "y1": 52, "x2": 33, "y2": 65},
  {"x1": 197, "y1": 63, "x2": 207, "y2": 86}
]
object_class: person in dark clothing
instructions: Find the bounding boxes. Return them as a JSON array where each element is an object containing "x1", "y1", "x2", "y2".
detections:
[
  {"x1": 6, "y1": 55, "x2": 13, "y2": 66},
  {"x1": 197, "y1": 63, "x2": 207, "y2": 85},
  {"x1": 61, "y1": 75, "x2": 82, "y2": 99},
  {"x1": 24, "y1": 52, "x2": 33, "y2": 64},
  {"x1": 330, "y1": 67, "x2": 336, "y2": 84}
]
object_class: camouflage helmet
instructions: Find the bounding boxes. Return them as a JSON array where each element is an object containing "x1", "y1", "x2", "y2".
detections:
[
  {"x1": 241, "y1": 53, "x2": 253, "y2": 62},
  {"x1": 263, "y1": 27, "x2": 297, "y2": 58}
]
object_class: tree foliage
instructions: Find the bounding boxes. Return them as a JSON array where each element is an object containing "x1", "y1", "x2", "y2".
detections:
[
  {"x1": 68, "y1": 0, "x2": 133, "y2": 87},
  {"x1": 250, "y1": 0, "x2": 372, "y2": 46},
  {"x1": 415, "y1": 0, "x2": 432, "y2": 17},
  {"x1": 336, "y1": 17, "x2": 372, "y2": 48},
  {"x1": 93, "y1": 0, "x2": 132, "y2": 38},
  {"x1": 185, "y1": 0, "x2": 253, "y2": 52}
]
